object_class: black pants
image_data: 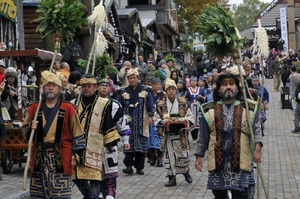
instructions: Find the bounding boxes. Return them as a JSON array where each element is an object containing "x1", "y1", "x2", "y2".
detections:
[
  {"x1": 191, "y1": 129, "x2": 198, "y2": 140},
  {"x1": 148, "y1": 148, "x2": 163, "y2": 160},
  {"x1": 123, "y1": 152, "x2": 145, "y2": 170},
  {"x1": 212, "y1": 189, "x2": 248, "y2": 199}
]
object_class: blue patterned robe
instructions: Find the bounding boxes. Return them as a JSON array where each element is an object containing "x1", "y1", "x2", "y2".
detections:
[{"x1": 116, "y1": 84, "x2": 155, "y2": 153}]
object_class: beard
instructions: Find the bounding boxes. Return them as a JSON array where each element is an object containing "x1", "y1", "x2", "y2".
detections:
[
  {"x1": 45, "y1": 92, "x2": 58, "y2": 100},
  {"x1": 218, "y1": 88, "x2": 238, "y2": 99}
]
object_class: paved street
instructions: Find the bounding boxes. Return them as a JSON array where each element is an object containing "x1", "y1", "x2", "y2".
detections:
[{"x1": 1, "y1": 78, "x2": 300, "y2": 199}]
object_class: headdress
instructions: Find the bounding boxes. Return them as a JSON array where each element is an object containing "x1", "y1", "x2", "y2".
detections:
[
  {"x1": 190, "y1": 76, "x2": 197, "y2": 81},
  {"x1": 126, "y1": 68, "x2": 139, "y2": 77},
  {"x1": 165, "y1": 78, "x2": 177, "y2": 90},
  {"x1": 198, "y1": 76, "x2": 206, "y2": 81},
  {"x1": 98, "y1": 78, "x2": 110, "y2": 85},
  {"x1": 41, "y1": 71, "x2": 62, "y2": 87},
  {"x1": 79, "y1": 77, "x2": 97, "y2": 85},
  {"x1": 251, "y1": 75, "x2": 259, "y2": 81}
]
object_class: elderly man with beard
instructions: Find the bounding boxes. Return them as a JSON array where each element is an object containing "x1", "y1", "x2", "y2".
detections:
[
  {"x1": 195, "y1": 73, "x2": 262, "y2": 199},
  {"x1": 23, "y1": 71, "x2": 86, "y2": 199}
]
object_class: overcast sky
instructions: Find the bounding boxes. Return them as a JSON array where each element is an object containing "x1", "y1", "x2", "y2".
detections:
[{"x1": 228, "y1": 0, "x2": 273, "y2": 5}]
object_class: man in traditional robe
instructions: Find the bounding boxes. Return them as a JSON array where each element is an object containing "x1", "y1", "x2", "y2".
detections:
[
  {"x1": 116, "y1": 68, "x2": 155, "y2": 175},
  {"x1": 72, "y1": 74, "x2": 120, "y2": 199},
  {"x1": 154, "y1": 78, "x2": 194, "y2": 187},
  {"x1": 148, "y1": 77, "x2": 164, "y2": 167},
  {"x1": 97, "y1": 78, "x2": 131, "y2": 199},
  {"x1": 195, "y1": 73, "x2": 263, "y2": 199},
  {"x1": 23, "y1": 71, "x2": 86, "y2": 199}
]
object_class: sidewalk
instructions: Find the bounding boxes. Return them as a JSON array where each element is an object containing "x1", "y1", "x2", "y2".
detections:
[{"x1": 1, "y1": 78, "x2": 300, "y2": 199}]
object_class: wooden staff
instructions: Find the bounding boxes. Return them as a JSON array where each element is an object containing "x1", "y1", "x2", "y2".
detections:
[
  {"x1": 236, "y1": 58, "x2": 269, "y2": 199},
  {"x1": 22, "y1": 34, "x2": 62, "y2": 190}
]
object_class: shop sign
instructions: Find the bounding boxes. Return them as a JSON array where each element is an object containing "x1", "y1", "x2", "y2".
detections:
[{"x1": 0, "y1": 0, "x2": 17, "y2": 22}]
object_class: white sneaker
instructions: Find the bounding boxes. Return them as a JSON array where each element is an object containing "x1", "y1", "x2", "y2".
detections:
[
  {"x1": 99, "y1": 192, "x2": 103, "y2": 199},
  {"x1": 106, "y1": 196, "x2": 114, "y2": 199}
]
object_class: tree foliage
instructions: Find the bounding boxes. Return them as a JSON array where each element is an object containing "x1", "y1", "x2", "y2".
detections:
[
  {"x1": 176, "y1": 0, "x2": 220, "y2": 35},
  {"x1": 193, "y1": 3, "x2": 246, "y2": 58},
  {"x1": 231, "y1": 0, "x2": 269, "y2": 32},
  {"x1": 33, "y1": 0, "x2": 87, "y2": 43}
]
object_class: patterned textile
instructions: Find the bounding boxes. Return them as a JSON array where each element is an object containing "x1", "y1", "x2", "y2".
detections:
[
  {"x1": 148, "y1": 124, "x2": 162, "y2": 149},
  {"x1": 154, "y1": 97, "x2": 194, "y2": 176},
  {"x1": 116, "y1": 84, "x2": 155, "y2": 153},
  {"x1": 205, "y1": 102, "x2": 257, "y2": 191},
  {"x1": 102, "y1": 146, "x2": 119, "y2": 180},
  {"x1": 100, "y1": 178, "x2": 117, "y2": 198},
  {"x1": 30, "y1": 150, "x2": 72, "y2": 199},
  {"x1": 207, "y1": 160, "x2": 250, "y2": 191},
  {"x1": 164, "y1": 135, "x2": 190, "y2": 176},
  {"x1": 215, "y1": 102, "x2": 243, "y2": 171}
]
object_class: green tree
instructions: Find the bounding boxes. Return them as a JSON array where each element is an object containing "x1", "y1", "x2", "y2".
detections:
[
  {"x1": 231, "y1": 0, "x2": 269, "y2": 32},
  {"x1": 176, "y1": 0, "x2": 220, "y2": 35}
]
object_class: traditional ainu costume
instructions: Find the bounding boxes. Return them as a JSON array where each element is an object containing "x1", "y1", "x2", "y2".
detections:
[
  {"x1": 23, "y1": 71, "x2": 86, "y2": 199},
  {"x1": 71, "y1": 77, "x2": 120, "y2": 199},
  {"x1": 196, "y1": 99, "x2": 262, "y2": 192},
  {"x1": 154, "y1": 78, "x2": 194, "y2": 187},
  {"x1": 116, "y1": 68, "x2": 155, "y2": 173}
]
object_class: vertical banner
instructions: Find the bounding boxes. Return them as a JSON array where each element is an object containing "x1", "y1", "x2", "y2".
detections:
[{"x1": 280, "y1": 8, "x2": 288, "y2": 53}]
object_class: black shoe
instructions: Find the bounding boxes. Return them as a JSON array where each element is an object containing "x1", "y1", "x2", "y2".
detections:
[
  {"x1": 136, "y1": 169, "x2": 144, "y2": 175},
  {"x1": 156, "y1": 160, "x2": 163, "y2": 167},
  {"x1": 123, "y1": 166, "x2": 133, "y2": 174},
  {"x1": 291, "y1": 128, "x2": 300, "y2": 133},
  {"x1": 0, "y1": 175, "x2": 2, "y2": 180},
  {"x1": 183, "y1": 171, "x2": 193, "y2": 183},
  {"x1": 149, "y1": 159, "x2": 156, "y2": 166},
  {"x1": 165, "y1": 175, "x2": 176, "y2": 187}
]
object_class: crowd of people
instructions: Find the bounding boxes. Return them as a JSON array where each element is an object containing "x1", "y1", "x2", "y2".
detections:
[{"x1": 3, "y1": 46, "x2": 299, "y2": 198}]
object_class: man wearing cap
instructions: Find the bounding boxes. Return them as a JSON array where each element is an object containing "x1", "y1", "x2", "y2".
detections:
[
  {"x1": 97, "y1": 78, "x2": 131, "y2": 199},
  {"x1": 148, "y1": 77, "x2": 164, "y2": 167},
  {"x1": 1, "y1": 67, "x2": 18, "y2": 120},
  {"x1": 195, "y1": 73, "x2": 262, "y2": 199},
  {"x1": 154, "y1": 78, "x2": 194, "y2": 187},
  {"x1": 116, "y1": 68, "x2": 155, "y2": 175},
  {"x1": 0, "y1": 60, "x2": 6, "y2": 82},
  {"x1": 23, "y1": 71, "x2": 86, "y2": 198},
  {"x1": 72, "y1": 74, "x2": 121, "y2": 199}
]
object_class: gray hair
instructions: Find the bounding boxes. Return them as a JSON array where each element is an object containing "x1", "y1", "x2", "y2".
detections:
[{"x1": 123, "y1": 61, "x2": 131, "y2": 66}]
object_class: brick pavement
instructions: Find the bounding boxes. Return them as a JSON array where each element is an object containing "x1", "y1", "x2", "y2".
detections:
[{"x1": 0, "y1": 78, "x2": 300, "y2": 199}]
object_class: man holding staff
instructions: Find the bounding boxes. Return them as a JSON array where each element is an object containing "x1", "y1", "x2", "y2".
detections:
[{"x1": 23, "y1": 71, "x2": 86, "y2": 198}]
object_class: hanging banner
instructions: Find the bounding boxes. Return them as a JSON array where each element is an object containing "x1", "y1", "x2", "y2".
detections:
[
  {"x1": 0, "y1": 0, "x2": 17, "y2": 22},
  {"x1": 280, "y1": 8, "x2": 288, "y2": 53}
]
